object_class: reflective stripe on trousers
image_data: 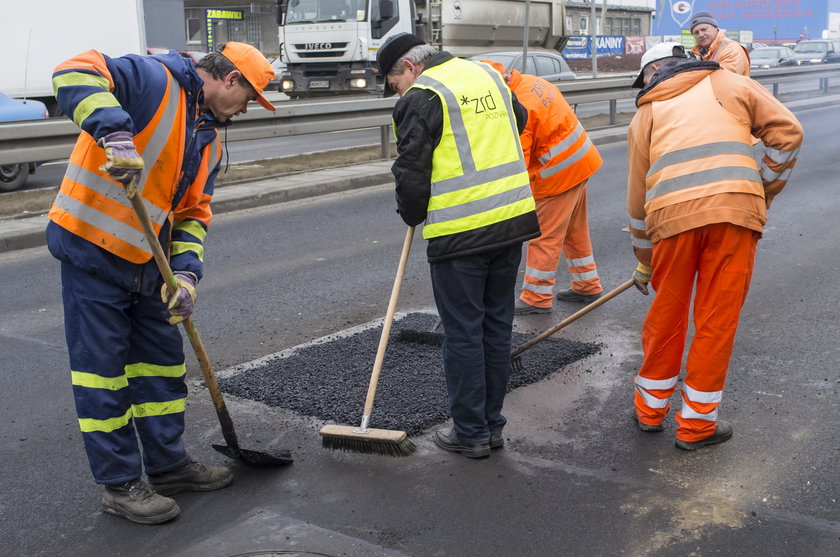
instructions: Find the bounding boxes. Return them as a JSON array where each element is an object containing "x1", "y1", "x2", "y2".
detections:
[
  {"x1": 634, "y1": 223, "x2": 757, "y2": 442},
  {"x1": 520, "y1": 183, "x2": 602, "y2": 307}
]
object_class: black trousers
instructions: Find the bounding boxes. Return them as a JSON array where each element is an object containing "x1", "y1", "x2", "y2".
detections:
[{"x1": 429, "y1": 242, "x2": 523, "y2": 443}]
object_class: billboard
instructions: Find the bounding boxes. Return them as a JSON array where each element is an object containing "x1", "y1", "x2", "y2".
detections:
[{"x1": 653, "y1": 0, "x2": 829, "y2": 41}]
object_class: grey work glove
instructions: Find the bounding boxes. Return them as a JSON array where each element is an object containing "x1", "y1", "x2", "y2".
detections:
[
  {"x1": 633, "y1": 263, "x2": 652, "y2": 296},
  {"x1": 97, "y1": 131, "x2": 144, "y2": 186},
  {"x1": 160, "y1": 272, "x2": 197, "y2": 325}
]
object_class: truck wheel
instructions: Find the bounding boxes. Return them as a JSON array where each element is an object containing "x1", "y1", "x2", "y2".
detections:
[{"x1": 0, "y1": 164, "x2": 29, "y2": 192}]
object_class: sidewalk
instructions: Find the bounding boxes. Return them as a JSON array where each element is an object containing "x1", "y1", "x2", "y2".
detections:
[{"x1": 1, "y1": 91, "x2": 834, "y2": 254}]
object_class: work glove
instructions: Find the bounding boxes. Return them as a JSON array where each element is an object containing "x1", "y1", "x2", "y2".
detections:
[
  {"x1": 160, "y1": 272, "x2": 197, "y2": 325},
  {"x1": 97, "y1": 131, "x2": 144, "y2": 186},
  {"x1": 632, "y1": 263, "x2": 652, "y2": 296}
]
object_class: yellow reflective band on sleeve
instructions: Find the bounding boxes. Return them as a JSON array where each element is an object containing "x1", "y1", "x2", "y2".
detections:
[
  {"x1": 52, "y1": 72, "x2": 111, "y2": 96},
  {"x1": 174, "y1": 219, "x2": 208, "y2": 242},
  {"x1": 71, "y1": 370, "x2": 128, "y2": 391},
  {"x1": 423, "y1": 197, "x2": 535, "y2": 238},
  {"x1": 131, "y1": 398, "x2": 187, "y2": 418},
  {"x1": 125, "y1": 362, "x2": 187, "y2": 379},
  {"x1": 73, "y1": 91, "x2": 122, "y2": 128},
  {"x1": 170, "y1": 241, "x2": 205, "y2": 261},
  {"x1": 78, "y1": 408, "x2": 133, "y2": 433}
]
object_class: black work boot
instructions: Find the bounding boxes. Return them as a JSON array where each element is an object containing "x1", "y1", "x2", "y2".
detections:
[
  {"x1": 514, "y1": 298, "x2": 551, "y2": 315},
  {"x1": 675, "y1": 421, "x2": 733, "y2": 451},
  {"x1": 149, "y1": 461, "x2": 233, "y2": 496},
  {"x1": 434, "y1": 428, "x2": 491, "y2": 458},
  {"x1": 489, "y1": 433, "x2": 505, "y2": 449},
  {"x1": 555, "y1": 289, "x2": 603, "y2": 303},
  {"x1": 101, "y1": 478, "x2": 180, "y2": 525},
  {"x1": 634, "y1": 414, "x2": 664, "y2": 433}
]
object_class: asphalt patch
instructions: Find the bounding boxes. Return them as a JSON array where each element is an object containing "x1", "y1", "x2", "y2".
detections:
[{"x1": 220, "y1": 312, "x2": 600, "y2": 436}]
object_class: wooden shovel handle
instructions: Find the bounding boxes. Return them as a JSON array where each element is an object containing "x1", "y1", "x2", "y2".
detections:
[
  {"x1": 511, "y1": 279, "x2": 635, "y2": 358},
  {"x1": 125, "y1": 182, "x2": 240, "y2": 452}
]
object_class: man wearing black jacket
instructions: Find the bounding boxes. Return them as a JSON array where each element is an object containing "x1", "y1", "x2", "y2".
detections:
[{"x1": 377, "y1": 33, "x2": 540, "y2": 458}]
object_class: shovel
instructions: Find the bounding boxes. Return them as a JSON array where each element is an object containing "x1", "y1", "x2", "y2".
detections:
[{"x1": 125, "y1": 180, "x2": 292, "y2": 466}]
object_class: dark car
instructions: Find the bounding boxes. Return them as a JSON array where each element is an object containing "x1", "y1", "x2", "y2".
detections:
[
  {"x1": 0, "y1": 92, "x2": 49, "y2": 192},
  {"x1": 469, "y1": 51, "x2": 576, "y2": 81},
  {"x1": 750, "y1": 46, "x2": 799, "y2": 69},
  {"x1": 792, "y1": 40, "x2": 840, "y2": 65}
]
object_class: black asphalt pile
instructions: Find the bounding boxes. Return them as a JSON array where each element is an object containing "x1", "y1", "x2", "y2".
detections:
[{"x1": 220, "y1": 312, "x2": 601, "y2": 436}]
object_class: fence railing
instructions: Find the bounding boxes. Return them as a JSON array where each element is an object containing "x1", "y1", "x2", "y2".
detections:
[{"x1": 1, "y1": 64, "x2": 837, "y2": 166}]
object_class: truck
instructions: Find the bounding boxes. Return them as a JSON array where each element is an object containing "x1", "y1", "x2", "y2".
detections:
[
  {"x1": 275, "y1": 0, "x2": 568, "y2": 98},
  {"x1": 0, "y1": 0, "x2": 148, "y2": 116}
]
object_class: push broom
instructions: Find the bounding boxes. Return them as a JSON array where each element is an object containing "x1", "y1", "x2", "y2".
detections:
[{"x1": 319, "y1": 226, "x2": 417, "y2": 457}]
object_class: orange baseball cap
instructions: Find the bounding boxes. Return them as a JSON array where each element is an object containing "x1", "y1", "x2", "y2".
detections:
[{"x1": 220, "y1": 42, "x2": 276, "y2": 111}]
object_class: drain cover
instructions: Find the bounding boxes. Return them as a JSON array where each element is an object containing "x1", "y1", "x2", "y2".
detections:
[{"x1": 220, "y1": 312, "x2": 600, "y2": 435}]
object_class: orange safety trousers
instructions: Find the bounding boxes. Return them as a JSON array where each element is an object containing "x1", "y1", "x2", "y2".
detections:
[
  {"x1": 520, "y1": 181, "x2": 602, "y2": 308},
  {"x1": 634, "y1": 222, "x2": 758, "y2": 442}
]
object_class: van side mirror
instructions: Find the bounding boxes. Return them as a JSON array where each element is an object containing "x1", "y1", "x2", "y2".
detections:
[
  {"x1": 381, "y1": 0, "x2": 394, "y2": 20},
  {"x1": 277, "y1": 0, "x2": 288, "y2": 25}
]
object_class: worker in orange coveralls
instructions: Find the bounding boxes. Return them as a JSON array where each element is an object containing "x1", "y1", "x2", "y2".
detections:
[
  {"x1": 689, "y1": 11, "x2": 750, "y2": 76},
  {"x1": 481, "y1": 61, "x2": 604, "y2": 315},
  {"x1": 626, "y1": 43, "x2": 803, "y2": 450}
]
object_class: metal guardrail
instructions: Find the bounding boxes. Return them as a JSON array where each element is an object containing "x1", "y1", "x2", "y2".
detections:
[{"x1": 1, "y1": 65, "x2": 838, "y2": 166}]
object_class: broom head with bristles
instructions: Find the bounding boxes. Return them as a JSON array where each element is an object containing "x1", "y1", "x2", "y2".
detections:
[{"x1": 320, "y1": 424, "x2": 416, "y2": 457}]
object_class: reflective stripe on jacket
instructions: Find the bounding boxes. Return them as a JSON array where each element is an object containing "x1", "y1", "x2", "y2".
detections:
[
  {"x1": 645, "y1": 75, "x2": 762, "y2": 216},
  {"x1": 507, "y1": 70, "x2": 602, "y2": 199},
  {"x1": 49, "y1": 53, "x2": 220, "y2": 265},
  {"x1": 408, "y1": 58, "x2": 534, "y2": 240}
]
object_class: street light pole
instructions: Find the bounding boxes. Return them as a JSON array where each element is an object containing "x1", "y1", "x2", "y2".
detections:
[
  {"x1": 591, "y1": 0, "x2": 598, "y2": 78},
  {"x1": 521, "y1": 0, "x2": 531, "y2": 73}
]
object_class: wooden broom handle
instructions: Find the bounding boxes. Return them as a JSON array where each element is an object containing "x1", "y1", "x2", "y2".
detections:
[{"x1": 362, "y1": 226, "x2": 414, "y2": 418}]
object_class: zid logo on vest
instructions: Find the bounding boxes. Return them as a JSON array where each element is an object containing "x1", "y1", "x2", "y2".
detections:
[{"x1": 460, "y1": 90, "x2": 508, "y2": 120}]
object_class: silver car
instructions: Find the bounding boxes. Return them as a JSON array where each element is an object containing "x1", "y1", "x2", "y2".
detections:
[
  {"x1": 469, "y1": 51, "x2": 576, "y2": 81},
  {"x1": 750, "y1": 46, "x2": 799, "y2": 69}
]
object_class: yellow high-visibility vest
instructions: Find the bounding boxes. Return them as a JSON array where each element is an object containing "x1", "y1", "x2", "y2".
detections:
[{"x1": 408, "y1": 58, "x2": 534, "y2": 239}]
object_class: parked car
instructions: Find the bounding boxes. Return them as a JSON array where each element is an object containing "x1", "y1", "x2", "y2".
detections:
[
  {"x1": 469, "y1": 51, "x2": 576, "y2": 82},
  {"x1": 0, "y1": 92, "x2": 49, "y2": 192},
  {"x1": 750, "y1": 46, "x2": 799, "y2": 69},
  {"x1": 268, "y1": 57, "x2": 287, "y2": 91},
  {"x1": 179, "y1": 50, "x2": 207, "y2": 64},
  {"x1": 792, "y1": 40, "x2": 840, "y2": 65}
]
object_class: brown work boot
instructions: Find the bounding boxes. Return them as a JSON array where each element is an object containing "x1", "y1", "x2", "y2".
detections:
[
  {"x1": 148, "y1": 460, "x2": 233, "y2": 496},
  {"x1": 101, "y1": 478, "x2": 180, "y2": 525}
]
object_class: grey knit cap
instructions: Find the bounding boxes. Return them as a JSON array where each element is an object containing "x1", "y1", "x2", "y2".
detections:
[{"x1": 690, "y1": 11, "x2": 718, "y2": 31}]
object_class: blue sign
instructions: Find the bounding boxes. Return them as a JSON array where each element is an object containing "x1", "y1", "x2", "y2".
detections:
[
  {"x1": 653, "y1": 0, "x2": 829, "y2": 41},
  {"x1": 562, "y1": 36, "x2": 626, "y2": 59}
]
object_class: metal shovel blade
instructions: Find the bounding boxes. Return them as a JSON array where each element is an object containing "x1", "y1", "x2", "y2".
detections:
[{"x1": 212, "y1": 443, "x2": 294, "y2": 466}]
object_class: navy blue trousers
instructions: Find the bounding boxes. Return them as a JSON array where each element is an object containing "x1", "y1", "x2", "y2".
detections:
[
  {"x1": 429, "y1": 243, "x2": 523, "y2": 443},
  {"x1": 61, "y1": 263, "x2": 190, "y2": 484}
]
